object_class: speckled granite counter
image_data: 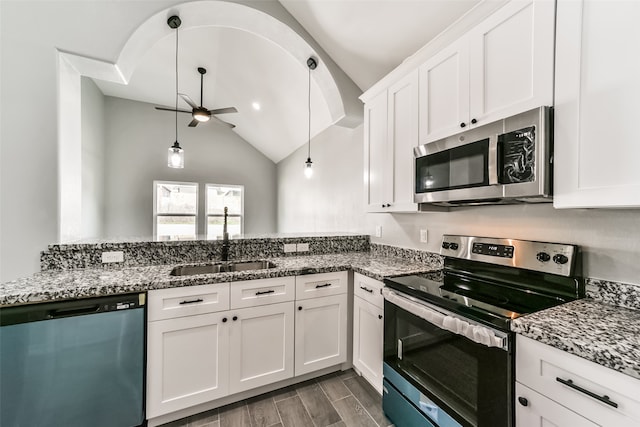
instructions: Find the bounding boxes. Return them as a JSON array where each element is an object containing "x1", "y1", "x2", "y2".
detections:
[
  {"x1": 512, "y1": 299, "x2": 640, "y2": 380},
  {"x1": 0, "y1": 252, "x2": 441, "y2": 306}
]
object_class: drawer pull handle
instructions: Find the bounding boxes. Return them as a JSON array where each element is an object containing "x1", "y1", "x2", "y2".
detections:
[
  {"x1": 555, "y1": 377, "x2": 619, "y2": 408},
  {"x1": 360, "y1": 286, "x2": 374, "y2": 294},
  {"x1": 179, "y1": 298, "x2": 204, "y2": 305},
  {"x1": 255, "y1": 290, "x2": 275, "y2": 296},
  {"x1": 315, "y1": 283, "x2": 332, "y2": 289}
]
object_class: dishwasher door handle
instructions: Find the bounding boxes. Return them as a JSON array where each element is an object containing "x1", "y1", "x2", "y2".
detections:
[{"x1": 48, "y1": 304, "x2": 100, "y2": 318}]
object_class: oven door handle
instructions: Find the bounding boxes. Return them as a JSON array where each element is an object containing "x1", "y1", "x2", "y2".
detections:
[{"x1": 382, "y1": 288, "x2": 508, "y2": 350}]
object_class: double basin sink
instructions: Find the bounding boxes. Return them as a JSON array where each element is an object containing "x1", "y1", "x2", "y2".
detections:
[{"x1": 170, "y1": 260, "x2": 276, "y2": 276}]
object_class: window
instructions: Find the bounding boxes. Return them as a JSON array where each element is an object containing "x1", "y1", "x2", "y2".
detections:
[
  {"x1": 154, "y1": 181, "x2": 198, "y2": 240},
  {"x1": 206, "y1": 184, "x2": 244, "y2": 238}
]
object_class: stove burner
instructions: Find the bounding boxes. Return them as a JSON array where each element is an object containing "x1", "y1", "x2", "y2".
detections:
[{"x1": 450, "y1": 288, "x2": 510, "y2": 306}]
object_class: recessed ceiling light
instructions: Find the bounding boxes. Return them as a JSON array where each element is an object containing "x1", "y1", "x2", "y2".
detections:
[{"x1": 252, "y1": 102, "x2": 261, "y2": 111}]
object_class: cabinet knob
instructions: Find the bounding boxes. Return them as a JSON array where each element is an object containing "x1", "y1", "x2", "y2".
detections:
[
  {"x1": 460, "y1": 122, "x2": 466, "y2": 128},
  {"x1": 222, "y1": 317, "x2": 228, "y2": 323},
  {"x1": 386, "y1": 203, "x2": 391, "y2": 207},
  {"x1": 298, "y1": 306, "x2": 303, "y2": 311},
  {"x1": 378, "y1": 315, "x2": 383, "y2": 320},
  {"x1": 471, "y1": 118, "x2": 478, "y2": 124},
  {"x1": 518, "y1": 397, "x2": 529, "y2": 407},
  {"x1": 381, "y1": 204, "x2": 385, "y2": 208},
  {"x1": 232, "y1": 316, "x2": 238, "y2": 321}
]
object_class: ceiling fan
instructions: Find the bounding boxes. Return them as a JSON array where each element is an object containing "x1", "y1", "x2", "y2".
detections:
[{"x1": 156, "y1": 67, "x2": 238, "y2": 128}]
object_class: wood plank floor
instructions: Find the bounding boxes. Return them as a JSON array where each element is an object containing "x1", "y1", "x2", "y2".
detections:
[{"x1": 160, "y1": 370, "x2": 393, "y2": 427}]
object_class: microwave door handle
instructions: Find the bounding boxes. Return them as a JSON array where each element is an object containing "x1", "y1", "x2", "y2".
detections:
[{"x1": 488, "y1": 134, "x2": 499, "y2": 185}]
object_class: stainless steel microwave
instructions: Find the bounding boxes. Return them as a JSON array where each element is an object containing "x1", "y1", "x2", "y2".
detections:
[{"x1": 414, "y1": 106, "x2": 553, "y2": 208}]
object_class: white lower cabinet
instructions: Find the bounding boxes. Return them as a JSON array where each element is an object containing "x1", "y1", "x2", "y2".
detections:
[
  {"x1": 147, "y1": 272, "x2": 350, "y2": 422},
  {"x1": 229, "y1": 302, "x2": 294, "y2": 394},
  {"x1": 352, "y1": 273, "x2": 384, "y2": 394},
  {"x1": 516, "y1": 335, "x2": 640, "y2": 427},
  {"x1": 352, "y1": 296, "x2": 383, "y2": 394},
  {"x1": 294, "y1": 289, "x2": 348, "y2": 376},
  {"x1": 515, "y1": 382, "x2": 598, "y2": 427},
  {"x1": 147, "y1": 312, "x2": 230, "y2": 418}
]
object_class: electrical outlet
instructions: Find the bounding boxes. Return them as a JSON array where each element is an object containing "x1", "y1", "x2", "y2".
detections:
[
  {"x1": 102, "y1": 251, "x2": 124, "y2": 263},
  {"x1": 283, "y1": 244, "x2": 297, "y2": 253},
  {"x1": 420, "y1": 229, "x2": 429, "y2": 243},
  {"x1": 296, "y1": 243, "x2": 309, "y2": 252},
  {"x1": 375, "y1": 226, "x2": 382, "y2": 238}
]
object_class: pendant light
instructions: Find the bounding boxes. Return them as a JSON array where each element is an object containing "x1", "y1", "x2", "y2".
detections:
[
  {"x1": 304, "y1": 56, "x2": 317, "y2": 178},
  {"x1": 167, "y1": 15, "x2": 184, "y2": 168}
]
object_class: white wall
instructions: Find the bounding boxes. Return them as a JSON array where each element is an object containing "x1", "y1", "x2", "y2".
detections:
[
  {"x1": 81, "y1": 77, "x2": 106, "y2": 238},
  {"x1": 278, "y1": 125, "x2": 365, "y2": 233},
  {"x1": 104, "y1": 96, "x2": 276, "y2": 237},
  {"x1": 277, "y1": 125, "x2": 640, "y2": 284}
]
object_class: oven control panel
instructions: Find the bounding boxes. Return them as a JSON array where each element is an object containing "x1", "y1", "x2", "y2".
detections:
[
  {"x1": 471, "y1": 242, "x2": 514, "y2": 258},
  {"x1": 440, "y1": 235, "x2": 578, "y2": 277}
]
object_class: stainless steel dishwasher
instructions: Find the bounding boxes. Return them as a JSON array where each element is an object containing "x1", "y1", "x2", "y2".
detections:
[{"x1": 0, "y1": 293, "x2": 145, "y2": 427}]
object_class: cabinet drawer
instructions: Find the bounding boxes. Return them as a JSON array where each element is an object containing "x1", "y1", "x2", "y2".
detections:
[
  {"x1": 148, "y1": 283, "x2": 230, "y2": 321},
  {"x1": 230, "y1": 276, "x2": 295, "y2": 309},
  {"x1": 517, "y1": 335, "x2": 640, "y2": 425},
  {"x1": 515, "y1": 382, "x2": 598, "y2": 427},
  {"x1": 354, "y1": 273, "x2": 384, "y2": 308},
  {"x1": 295, "y1": 271, "x2": 348, "y2": 300}
]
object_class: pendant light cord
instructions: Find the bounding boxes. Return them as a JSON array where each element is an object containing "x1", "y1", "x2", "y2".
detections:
[
  {"x1": 175, "y1": 24, "x2": 179, "y2": 143},
  {"x1": 307, "y1": 61, "x2": 311, "y2": 159}
]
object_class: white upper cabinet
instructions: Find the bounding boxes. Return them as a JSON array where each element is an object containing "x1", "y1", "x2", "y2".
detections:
[
  {"x1": 364, "y1": 70, "x2": 419, "y2": 213},
  {"x1": 554, "y1": 0, "x2": 640, "y2": 208},
  {"x1": 418, "y1": 38, "x2": 470, "y2": 143},
  {"x1": 468, "y1": 0, "x2": 554, "y2": 125},
  {"x1": 419, "y1": 0, "x2": 555, "y2": 144},
  {"x1": 364, "y1": 90, "x2": 391, "y2": 212}
]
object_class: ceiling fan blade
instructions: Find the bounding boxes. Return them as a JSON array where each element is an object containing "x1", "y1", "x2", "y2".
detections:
[
  {"x1": 179, "y1": 93, "x2": 198, "y2": 109},
  {"x1": 188, "y1": 118, "x2": 199, "y2": 127},
  {"x1": 211, "y1": 115, "x2": 235, "y2": 129},
  {"x1": 155, "y1": 106, "x2": 192, "y2": 113},
  {"x1": 209, "y1": 107, "x2": 238, "y2": 115}
]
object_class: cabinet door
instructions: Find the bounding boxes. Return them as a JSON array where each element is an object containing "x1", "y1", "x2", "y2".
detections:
[
  {"x1": 364, "y1": 90, "x2": 392, "y2": 212},
  {"x1": 516, "y1": 382, "x2": 599, "y2": 427},
  {"x1": 147, "y1": 312, "x2": 229, "y2": 418},
  {"x1": 554, "y1": 0, "x2": 640, "y2": 208},
  {"x1": 387, "y1": 70, "x2": 419, "y2": 212},
  {"x1": 228, "y1": 302, "x2": 294, "y2": 394},
  {"x1": 468, "y1": 0, "x2": 554, "y2": 126},
  {"x1": 294, "y1": 293, "x2": 348, "y2": 376},
  {"x1": 418, "y1": 38, "x2": 470, "y2": 143},
  {"x1": 352, "y1": 297, "x2": 383, "y2": 394}
]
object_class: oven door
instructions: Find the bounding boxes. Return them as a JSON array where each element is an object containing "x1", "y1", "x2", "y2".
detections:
[{"x1": 383, "y1": 289, "x2": 513, "y2": 427}]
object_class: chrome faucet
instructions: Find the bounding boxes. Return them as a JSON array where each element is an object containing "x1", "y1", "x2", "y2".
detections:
[{"x1": 221, "y1": 206, "x2": 230, "y2": 261}]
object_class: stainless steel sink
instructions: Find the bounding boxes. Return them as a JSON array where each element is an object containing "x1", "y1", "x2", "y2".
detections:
[{"x1": 170, "y1": 261, "x2": 276, "y2": 276}]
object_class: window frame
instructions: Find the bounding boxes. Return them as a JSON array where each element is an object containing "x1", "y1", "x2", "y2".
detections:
[
  {"x1": 205, "y1": 183, "x2": 245, "y2": 238},
  {"x1": 153, "y1": 180, "x2": 199, "y2": 240}
]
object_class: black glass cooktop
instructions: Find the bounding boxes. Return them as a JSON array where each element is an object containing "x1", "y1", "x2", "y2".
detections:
[{"x1": 384, "y1": 259, "x2": 583, "y2": 331}]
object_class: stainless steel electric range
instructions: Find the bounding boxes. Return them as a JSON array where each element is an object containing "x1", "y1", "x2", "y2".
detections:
[{"x1": 382, "y1": 235, "x2": 584, "y2": 427}]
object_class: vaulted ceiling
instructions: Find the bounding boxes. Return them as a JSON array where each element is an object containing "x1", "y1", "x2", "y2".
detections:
[{"x1": 93, "y1": 0, "x2": 481, "y2": 163}]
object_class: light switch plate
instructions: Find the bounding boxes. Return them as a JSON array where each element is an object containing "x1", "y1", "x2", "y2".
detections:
[
  {"x1": 296, "y1": 243, "x2": 309, "y2": 252},
  {"x1": 284, "y1": 244, "x2": 297, "y2": 253},
  {"x1": 102, "y1": 251, "x2": 124, "y2": 263}
]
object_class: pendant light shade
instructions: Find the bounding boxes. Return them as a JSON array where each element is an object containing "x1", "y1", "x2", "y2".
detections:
[
  {"x1": 168, "y1": 141, "x2": 184, "y2": 168},
  {"x1": 304, "y1": 56, "x2": 317, "y2": 178},
  {"x1": 167, "y1": 15, "x2": 184, "y2": 169}
]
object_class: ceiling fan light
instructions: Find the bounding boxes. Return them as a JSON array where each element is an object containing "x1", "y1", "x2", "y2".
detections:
[
  {"x1": 168, "y1": 141, "x2": 184, "y2": 168},
  {"x1": 193, "y1": 108, "x2": 210, "y2": 122}
]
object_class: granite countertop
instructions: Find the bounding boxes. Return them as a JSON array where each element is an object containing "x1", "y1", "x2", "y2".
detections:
[
  {"x1": 0, "y1": 252, "x2": 439, "y2": 306},
  {"x1": 512, "y1": 299, "x2": 640, "y2": 381}
]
